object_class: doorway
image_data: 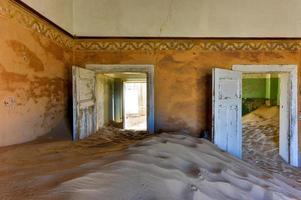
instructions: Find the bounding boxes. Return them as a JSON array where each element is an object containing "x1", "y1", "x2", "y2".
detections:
[
  {"x1": 101, "y1": 72, "x2": 147, "y2": 131},
  {"x1": 87, "y1": 64, "x2": 154, "y2": 133},
  {"x1": 73, "y1": 65, "x2": 154, "y2": 141},
  {"x1": 242, "y1": 73, "x2": 281, "y2": 169},
  {"x1": 124, "y1": 82, "x2": 147, "y2": 130},
  {"x1": 212, "y1": 65, "x2": 299, "y2": 167}
]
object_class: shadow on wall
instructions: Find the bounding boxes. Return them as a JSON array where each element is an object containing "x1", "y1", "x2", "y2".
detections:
[
  {"x1": 37, "y1": 67, "x2": 73, "y2": 142},
  {"x1": 35, "y1": 118, "x2": 72, "y2": 142},
  {"x1": 198, "y1": 73, "x2": 212, "y2": 141},
  {"x1": 66, "y1": 67, "x2": 73, "y2": 138}
]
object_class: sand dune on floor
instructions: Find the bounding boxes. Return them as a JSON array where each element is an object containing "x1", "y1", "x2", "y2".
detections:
[
  {"x1": 0, "y1": 127, "x2": 150, "y2": 200},
  {"x1": 243, "y1": 106, "x2": 279, "y2": 123},
  {"x1": 242, "y1": 105, "x2": 301, "y2": 184},
  {"x1": 42, "y1": 133, "x2": 301, "y2": 200}
]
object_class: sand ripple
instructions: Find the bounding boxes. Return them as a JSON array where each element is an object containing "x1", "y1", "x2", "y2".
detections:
[{"x1": 44, "y1": 133, "x2": 301, "y2": 200}]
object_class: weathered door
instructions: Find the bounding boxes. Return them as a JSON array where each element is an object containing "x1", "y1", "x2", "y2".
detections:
[
  {"x1": 279, "y1": 73, "x2": 290, "y2": 162},
  {"x1": 212, "y1": 68, "x2": 242, "y2": 158},
  {"x1": 72, "y1": 66, "x2": 96, "y2": 140}
]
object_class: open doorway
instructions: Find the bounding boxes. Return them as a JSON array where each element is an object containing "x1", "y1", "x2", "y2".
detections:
[
  {"x1": 242, "y1": 73, "x2": 281, "y2": 169},
  {"x1": 212, "y1": 65, "x2": 299, "y2": 167},
  {"x1": 124, "y1": 82, "x2": 147, "y2": 130},
  {"x1": 102, "y1": 72, "x2": 147, "y2": 131},
  {"x1": 72, "y1": 64, "x2": 154, "y2": 141}
]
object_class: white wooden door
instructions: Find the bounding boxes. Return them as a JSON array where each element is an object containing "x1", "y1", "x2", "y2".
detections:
[
  {"x1": 279, "y1": 73, "x2": 290, "y2": 162},
  {"x1": 212, "y1": 68, "x2": 242, "y2": 158},
  {"x1": 72, "y1": 66, "x2": 96, "y2": 140}
]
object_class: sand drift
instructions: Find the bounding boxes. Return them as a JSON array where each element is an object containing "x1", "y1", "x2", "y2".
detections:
[{"x1": 45, "y1": 133, "x2": 301, "y2": 200}]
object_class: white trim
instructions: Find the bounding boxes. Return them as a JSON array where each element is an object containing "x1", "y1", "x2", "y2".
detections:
[
  {"x1": 86, "y1": 64, "x2": 155, "y2": 134},
  {"x1": 233, "y1": 64, "x2": 299, "y2": 167}
]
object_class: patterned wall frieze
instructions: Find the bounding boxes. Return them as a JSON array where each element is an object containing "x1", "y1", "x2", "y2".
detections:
[
  {"x1": 74, "y1": 39, "x2": 301, "y2": 52},
  {"x1": 73, "y1": 40, "x2": 195, "y2": 52},
  {"x1": 198, "y1": 41, "x2": 301, "y2": 52},
  {"x1": 0, "y1": 0, "x2": 73, "y2": 49}
]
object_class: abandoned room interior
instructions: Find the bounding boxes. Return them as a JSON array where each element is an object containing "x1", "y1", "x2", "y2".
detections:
[{"x1": 1, "y1": 0, "x2": 301, "y2": 199}]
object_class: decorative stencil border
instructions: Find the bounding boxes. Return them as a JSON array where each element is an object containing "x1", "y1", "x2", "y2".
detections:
[
  {"x1": 74, "y1": 39, "x2": 301, "y2": 52},
  {"x1": 0, "y1": 0, "x2": 73, "y2": 49},
  {"x1": 2, "y1": 0, "x2": 301, "y2": 52}
]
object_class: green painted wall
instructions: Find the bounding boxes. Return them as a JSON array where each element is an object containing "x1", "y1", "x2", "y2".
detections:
[
  {"x1": 270, "y1": 78, "x2": 279, "y2": 105},
  {"x1": 242, "y1": 76, "x2": 279, "y2": 115},
  {"x1": 242, "y1": 78, "x2": 267, "y2": 98},
  {"x1": 242, "y1": 77, "x2": 279, "y2": 102}
]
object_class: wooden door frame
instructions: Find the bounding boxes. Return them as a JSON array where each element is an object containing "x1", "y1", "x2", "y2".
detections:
[
  {"x1": 232, "y1": 64, "x2": 299, "y2": 167},
  {"x1": 86, "y1": 64, "x2": 155, "y2": 134}
]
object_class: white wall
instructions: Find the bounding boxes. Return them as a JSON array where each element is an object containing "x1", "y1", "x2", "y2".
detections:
[
  {"x1": 73, "y1": 0, "x2": 301, "y2": 37},
  {"x1": 21, "y1": 0, "x2": 301, "y2": 37},
  {"x1": 21, "y1": 0, "x2": 73, "y2": 33}
]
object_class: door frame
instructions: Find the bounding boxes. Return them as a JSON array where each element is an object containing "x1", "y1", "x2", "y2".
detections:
[
  {"x1": 232, "y1": 64, "x2": 299, "y2": 167},
  {"x1": 86, "y1": 64, "x2": 155, "y2": 134}
]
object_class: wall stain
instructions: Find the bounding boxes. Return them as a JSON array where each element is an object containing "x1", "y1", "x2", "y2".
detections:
[
  {"x1": 32, "y1": 33, "x2": 66, "y2": 61},
  {"x1": 0, "y1": 63, "x2": 28, "y2": 91},
  {"x1": 0, "y1": 63, "x2": 67, "y2": 133},
  {"x1": 7, "y1": 40, "x2": 44, "y2": 72},
  {"x1": 27, "y1": 76, "x2": 67, "y2": 129},
  {"x1": 264, "y1": 52, "x2": 284, "y2": 59},
  {"x1": 158, "y1": 55, "x2": 182, "y2": 66}
]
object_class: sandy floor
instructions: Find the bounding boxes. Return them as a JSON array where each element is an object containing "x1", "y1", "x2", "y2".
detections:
[
  {"x1": 1, "y1": 126, "x2": 301, "y2": 199},
  {"x1": 0, "y1": 127, "x2": 149, "y2": 200},
  {"x1": 41, "y1": 134, "x2": 301, "y2": 200},
  {"x1": 125, "y1": 114, "x2": 147, "y2": 130},
  {"x1": 243, "y1": 106, "x2": 301, "y2": 183}
]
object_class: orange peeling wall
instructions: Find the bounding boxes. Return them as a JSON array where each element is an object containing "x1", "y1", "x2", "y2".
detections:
[
  {"x1": 0, "y1": 0, "x2": 72, "y2": 146},
  {"x1": 1, "y1": 0, "x2": 301, "y2": 146}
]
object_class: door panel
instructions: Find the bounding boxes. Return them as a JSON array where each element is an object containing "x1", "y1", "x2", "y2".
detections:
[
  {"x1": 73, "y1": 66, "x2": 96, "y2": 140},
  {"x1": 213, "y1": 68, "x2": 242, "y2": 158},
  {"x1": 227, "y1": 104, "x2": 239, "y2": 157},
  {"x1": 216, "y1": 105, "x2": 228, "y2": 151}
]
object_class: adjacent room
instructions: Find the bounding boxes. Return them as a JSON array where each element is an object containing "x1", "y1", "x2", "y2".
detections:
[
  {"x1": 0, "y1": 0, "x2": 301, "y2": 199},
  {"x1": 242, "y1": 73, "x2": 281, "y2": 166},
  {"x1": 96, "y1": 72, "x2": 147, "y2": 131},
  {"x1": 123, "y1": 81, "x2": 147, "y2": 130}
]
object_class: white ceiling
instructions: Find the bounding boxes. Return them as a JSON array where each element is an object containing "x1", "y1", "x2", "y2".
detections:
[
  {"x1": 21, "y1": 0, "x2": 301, "y2": 37},
  {"x1": 21, "y1": 0, "x2": 73, "y2": 33}
]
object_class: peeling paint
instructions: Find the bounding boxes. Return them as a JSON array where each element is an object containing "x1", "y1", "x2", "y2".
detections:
[
  {"x1": 0, "y1": 15, "x2": 71, "y2": 146},
  {"x1": 7, "y1": 40, "x2": 45, "y2": 72}
]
